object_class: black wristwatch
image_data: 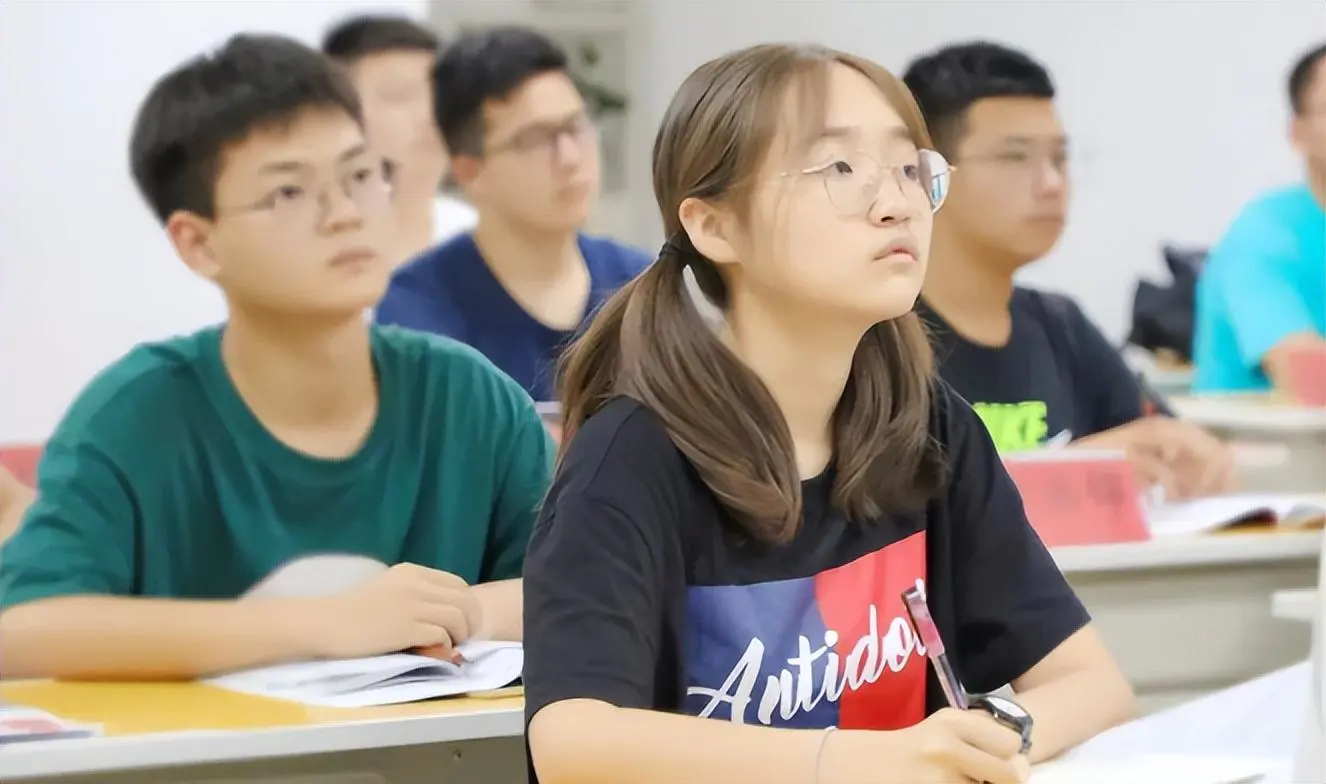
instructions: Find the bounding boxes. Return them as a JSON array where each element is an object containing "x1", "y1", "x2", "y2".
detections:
[{"x1": 969, "y1": 694, "x2": 1034, "y2": 756}]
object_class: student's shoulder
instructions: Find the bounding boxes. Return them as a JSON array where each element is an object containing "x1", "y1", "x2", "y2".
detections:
[
  {"x1": 556, "y1": 396, "x2": 696, "y2": 505},
  {"x1": 578, "y1": 234, "x2": 654, "y2": 285},
  {"x1": 371, "y1": 325, "x2": 537, "y2": 434},
  {"x1": 388, "y1": 232, "x2": 480, "y2": 288},
  {"x1": 54, "y1": 328, "x2": 220, "y2": 440},
  {"x1": 1010, "y1": 285, "x2": 1087, "y2": 326},
  {"x1": 1238, "y1": 184, "x2": 1318, "y2": 225},
  {"x1": 372, "y1": 324, "x2": 517, "y2": 392},
  {"x1": 1213, "y1": 185, "x2": 1315, "y2": 258}
]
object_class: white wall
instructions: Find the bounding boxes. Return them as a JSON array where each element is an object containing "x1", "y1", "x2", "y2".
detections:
[
  {"x1": 630, "y1": 0, "x2": 1325, "y2": 339},
  {"x1": 0, "y1": 0, "x2": 424, "y2": 442},
  {"x1": 2, "y1": 0, "x2": 1322, "y2": 441}
]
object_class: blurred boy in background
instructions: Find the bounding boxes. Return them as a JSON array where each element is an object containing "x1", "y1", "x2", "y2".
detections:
[
  {"x1": 323, "y1": 15, "x2": 477, "y2": 262},
  {"x1": 1194, "y1": 43, "x2": 1326, "y2": 396},
  {"x1": 904, "y1": 42, "x2": 1233, "y2": 499},
  {"x1": 375, "y1": 27, "x2": 649, "y2": 401}
]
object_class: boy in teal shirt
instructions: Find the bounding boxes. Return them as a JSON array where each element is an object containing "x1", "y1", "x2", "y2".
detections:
[
  {"x1": 1195, "y1": 44, "x2": 1326, "y2": 393},
  {"x1": 0, "y1": 35, "x2": 552, "y2": 680}
]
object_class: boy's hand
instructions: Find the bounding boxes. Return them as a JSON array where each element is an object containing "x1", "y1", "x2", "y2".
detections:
[
  {"x1": 1074, "y1": 416, "x2": 1235, "y2": 500},
  {"x1": 310, "y1": 563, "x2": 483, "y2": 660}
]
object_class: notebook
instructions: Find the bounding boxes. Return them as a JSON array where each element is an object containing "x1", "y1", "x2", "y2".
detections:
[
  {"x1": 206, "y1": 640, "x2": 523, "y2": 708},
  {"x1": 1029, "y1": 754, "x2": 1272, "y2": 783},
  {"x1": 0, "y1": 704, "x2": 101, "y2": 744},
  {"x1": 1147, "y1": 494, "x2": 1326, "y2": 538},
  {"x1": 1001, "y1": 449, "x2": 1151, "y2": 547}
]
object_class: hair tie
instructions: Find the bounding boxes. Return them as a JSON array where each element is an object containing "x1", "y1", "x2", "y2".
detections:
[{"x1": 660, "y1": 231, "x2": 692, "y2": 259}]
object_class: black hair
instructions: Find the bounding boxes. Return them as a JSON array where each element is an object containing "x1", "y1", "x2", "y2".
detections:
[
  {"x1": 432, "y1": 25, "x2": 568, "y2": 157},
  {"x1": 1288, "y1": 43, "x2": 1326, "y2": 116},
  {"x1": 129, "y1": 34, "x2": 362, "y2": 224},
  {"x1": 901, "y1": 41, "x2": 1054, "y2": 156},
  {"x1": 322, "y1": 16, "x2": 440, "y2": 62}
]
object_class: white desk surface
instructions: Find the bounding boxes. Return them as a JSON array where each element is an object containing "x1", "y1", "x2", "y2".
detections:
[
  {"x1": 1054, "y1": 530, "x2": 1323, "y2": 574},
  {"x1": 0, "y1": 682, "x2": 523, "y2": 779},
  {"x1": 1272, "y1": 588, "x2": 1320, "y2": 623},
  {"x1": 1169, "y1": 395, "x2": 1326, "y2": 433},
  {"x1": 1065, "y1": 662, "x2": 1309, "y2": 783}
]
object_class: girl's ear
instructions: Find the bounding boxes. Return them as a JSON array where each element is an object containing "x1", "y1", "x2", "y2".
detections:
[{"x1": 678, "y1": 197, "x2": 738, "y2": 269}]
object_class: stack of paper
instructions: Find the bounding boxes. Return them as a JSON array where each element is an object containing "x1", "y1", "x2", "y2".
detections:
[
  {"x1": 207, "y1": 640, "x2": 523, "y2": 708},
  {"x1": 1030, "y1": 754, "x2": 1273, "y2": 783}
]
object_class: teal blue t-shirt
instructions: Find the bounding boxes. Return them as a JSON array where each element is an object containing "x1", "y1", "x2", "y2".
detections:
[
  {"x1": 1194, "y1": 184, "x2": 1326, "y2": 392},
  {"x1": 0, "y1": 326, "x2": 554, "y2": 608}
]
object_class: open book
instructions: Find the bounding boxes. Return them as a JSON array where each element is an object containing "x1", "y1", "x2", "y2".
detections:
[
  {"x1": 207, "y1": 641, "x2": 523, "y2": 708},
  {"x1": 1148, "y1": 494, "x2": 1326, "y2": 538},
  {"x1": 1030, "y1": 754, "x2": 1273, "y2": 783}
]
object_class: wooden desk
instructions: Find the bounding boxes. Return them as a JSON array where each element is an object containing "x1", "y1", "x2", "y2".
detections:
[
  {"x1": 1272, "y1": 588, "x2": 1319, "y2": 623},
  {"x1": 0, "y1": 682, "x2": 525, "y2": 783},
  {"x1": 1054, "y1": 530, "x2": 1321, "y2": 713},
  {"x1": 1170, "y1": 395, "x2": 1326, "y2": 493}
]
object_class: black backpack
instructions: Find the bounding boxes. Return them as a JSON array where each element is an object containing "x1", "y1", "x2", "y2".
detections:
[{"x1": 1127, "y1": 245, "x2": 1207, "y2": 363}]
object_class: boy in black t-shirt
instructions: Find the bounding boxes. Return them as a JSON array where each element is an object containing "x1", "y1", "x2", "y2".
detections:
[{"x1": 903, "y1": 42, "x2": 1233, "y2": 500}]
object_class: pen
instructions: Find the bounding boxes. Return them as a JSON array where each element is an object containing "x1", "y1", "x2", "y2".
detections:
[
  {"x1": 901, "y1": 586, "x2": 1036, "y2": 755},
  {"x1": 901, "y1": 586, "x2": 968, "y2": 709}
]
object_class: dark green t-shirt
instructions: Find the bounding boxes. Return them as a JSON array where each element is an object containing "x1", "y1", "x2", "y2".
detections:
[{"x1": 0, "y1": 325, "x2": 553, "y2": 607}]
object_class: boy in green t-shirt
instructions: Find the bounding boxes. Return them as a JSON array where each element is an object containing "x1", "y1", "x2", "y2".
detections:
[{"x1": 0, "y1": 34, "x2": 552, "y2": 680}]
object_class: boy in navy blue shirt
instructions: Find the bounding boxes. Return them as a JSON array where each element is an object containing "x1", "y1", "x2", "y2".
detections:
[{"x1": 375, "y1": 27, "x2": 649, "y2": 401}]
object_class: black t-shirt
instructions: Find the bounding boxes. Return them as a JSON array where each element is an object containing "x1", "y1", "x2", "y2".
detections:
[
  {"x1": 522, "y1": 383, "x2": 1089, "y2": 750},
  {"x1": 917, "y1": 288, "x2": 1159, "y2": 452}
]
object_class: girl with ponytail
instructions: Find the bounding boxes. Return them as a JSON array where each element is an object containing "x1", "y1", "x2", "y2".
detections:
[{"x1": 523, "y1": 42, "x2": 1133, "y2": 784}]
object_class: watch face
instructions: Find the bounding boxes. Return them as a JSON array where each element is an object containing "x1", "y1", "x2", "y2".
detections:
[{"x1": 981, "y1": 695, "x2": 1030, "y2": 720}]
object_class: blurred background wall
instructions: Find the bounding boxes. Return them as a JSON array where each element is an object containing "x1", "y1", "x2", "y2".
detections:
[{"x1": 2, "y1": 0, "x2": 1321, "y2": 440}]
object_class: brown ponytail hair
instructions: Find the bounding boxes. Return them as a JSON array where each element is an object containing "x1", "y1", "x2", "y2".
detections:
[{"x1": 558, "y1": 44, "x2": 945, "y2": 544}]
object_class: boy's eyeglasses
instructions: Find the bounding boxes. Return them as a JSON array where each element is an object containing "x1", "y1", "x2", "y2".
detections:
[
  {"x1": 216, "y1": 158, "x2": 394, "y2": 228},
  {"x1": 486, "y1": 114, "x2": 599, "y2": 167}
]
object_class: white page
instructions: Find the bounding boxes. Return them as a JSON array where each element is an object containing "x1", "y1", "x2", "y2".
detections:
[
  {"x1": 207, "y1": 641, "x2": 522, "y2": 708},
  {"x1": 1030, "y1": 754, "x2": 1271, "y2": 784},
  {"x1": 1147, "y1": 494, "x2": 1324, "y2": 538}
]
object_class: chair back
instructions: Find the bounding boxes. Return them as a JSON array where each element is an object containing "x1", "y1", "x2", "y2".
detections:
[{"x1": 0, "y1": 444, "x2": 42, "y2": 487}]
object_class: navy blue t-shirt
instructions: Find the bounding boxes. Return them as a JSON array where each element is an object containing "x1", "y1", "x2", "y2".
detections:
[{"x1": 375, "y1": 233, "x2": 650, "y2": 401}]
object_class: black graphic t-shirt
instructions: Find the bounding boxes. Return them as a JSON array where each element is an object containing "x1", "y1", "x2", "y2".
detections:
[
  {"x1": 917, "y1": 288, "x2": 1161, "y2": 452},
  {"x1": 522, "y1": 383, "x2": 1089, "y2": 763}
]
